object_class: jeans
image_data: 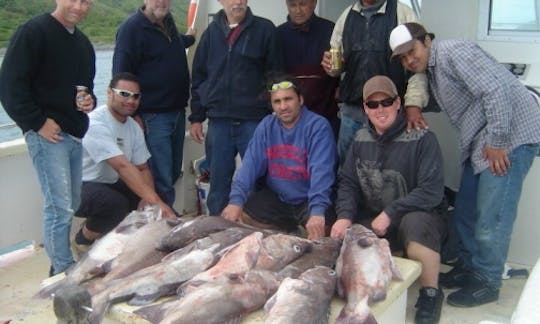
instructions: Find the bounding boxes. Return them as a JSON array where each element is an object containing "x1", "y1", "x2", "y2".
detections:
[
  {"x1": 25, "y1": 130, "x2": 82, "y2": 274},
  {"x1": 337, "y1": 104, "x2": 365, "y2": 166},
  {"x1": 142, "y1": 111, "x2": 185, "y2": 208},
  {"x1": 205, "y1": 118, "x2": 259, "y2": 215},
  {"x1": 454, "y1": 144, "x2": 538, "y2": 288}
]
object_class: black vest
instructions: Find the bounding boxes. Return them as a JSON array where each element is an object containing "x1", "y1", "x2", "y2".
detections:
[{"x1": 341, "y1": 0, "x2": 407, "y2": 105}]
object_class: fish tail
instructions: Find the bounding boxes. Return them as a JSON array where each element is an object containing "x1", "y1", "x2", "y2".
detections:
[
  {"x1": 336, "y1": 303, "x2": 378, "y2": 324},
  {"x1": 34, "y1": 277, "x2": 66, "y2": 299}
]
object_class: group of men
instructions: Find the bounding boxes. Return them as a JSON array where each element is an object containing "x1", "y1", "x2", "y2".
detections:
[{"x1": 1, "y1": 1, "x2": 539, "y2": 324}]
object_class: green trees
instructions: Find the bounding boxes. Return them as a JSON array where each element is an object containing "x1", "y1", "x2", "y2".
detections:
[{"x1": 0, "y1": 0, "x2": 188, "y2": 48}]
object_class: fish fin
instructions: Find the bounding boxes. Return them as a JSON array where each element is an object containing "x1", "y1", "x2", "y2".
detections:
[
  {"x1": 133, "y1": 302, "x2": 167, "y2": 324},
  {"x1": 165, "y1": 217, "x2": 183, "y2": 227},
  {"x1": 336, "y1": 297, "x2": 375, "y2": 324},
  {"x1": 370, "y1": 291, "x2": 387, "y2": 302},
  {"x1": 128, "y1": 292, "x2": 161, "y2": 306},
  {"x1": 222, "y1": 314, "x2": 244, "y2": 324},
  {"x1": 35, "y1": 277, "x2": 66, "y2": 299},
  {"x1": 100, "y1": 258, "x2": 114, "y2": 274},
  {"x1": 390, "y1": 259, "x2": 403, "y2": 281}
]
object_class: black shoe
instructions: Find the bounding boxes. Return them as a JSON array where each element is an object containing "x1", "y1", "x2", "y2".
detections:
[
  {"x1": 415, "y1": 287, "x2": 444, "y2": 324},
  {"x1": 439, "y1": 266, "x2": 471, "y2": 288},
  {"x1": 49, "y1": 265, "x2": 55, "y2": 277},
  {"x1": 447, "y1": 274, "x2": 499, "y2": 307}
]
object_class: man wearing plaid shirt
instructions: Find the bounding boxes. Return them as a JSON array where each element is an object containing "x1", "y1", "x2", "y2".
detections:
[{"x1": 389, "y1": 22, "x2": 540, "y2": 309}]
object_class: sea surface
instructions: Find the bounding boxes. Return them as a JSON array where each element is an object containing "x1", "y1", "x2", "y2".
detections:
[{"x1": 0, "y1": 50, "x2": 113, "y2": 143}]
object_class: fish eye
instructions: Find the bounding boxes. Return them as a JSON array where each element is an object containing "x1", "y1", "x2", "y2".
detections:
[{"x1": 293, "y1": 244, "x2": 302, "y2": 252}]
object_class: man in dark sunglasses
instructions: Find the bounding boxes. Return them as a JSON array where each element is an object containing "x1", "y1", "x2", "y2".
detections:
[
  {"x1": 222, "y1": 77, "x2": 337, "y2": 240},
  {"x1": 73, "y1": 73, "x2": 176, "y2": 256},
  {"x1": 332, "y1": 75, "x2": 447, "y2": 324}
]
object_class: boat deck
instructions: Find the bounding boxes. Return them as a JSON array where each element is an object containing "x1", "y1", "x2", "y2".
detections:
[{"x1": 0, "y1": 245, "x2": 529, "y2": 324}]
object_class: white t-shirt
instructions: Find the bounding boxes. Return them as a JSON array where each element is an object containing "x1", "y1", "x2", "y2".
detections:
[{"x1": 82, "y1": 105, "x2": 150, "y2": 183}]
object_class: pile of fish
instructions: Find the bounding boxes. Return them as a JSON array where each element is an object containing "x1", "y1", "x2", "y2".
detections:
[{"x1": 39, "y1": 210, "x2": 402, "y2": 324}]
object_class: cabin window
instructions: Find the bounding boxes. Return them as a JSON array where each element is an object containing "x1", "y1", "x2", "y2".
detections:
[{"x1": 478, "y1": 0, "x2": 540, "y2": 42}]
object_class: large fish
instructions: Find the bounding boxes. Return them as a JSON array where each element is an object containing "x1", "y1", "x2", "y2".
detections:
[
  {"x1": 96, "y1": 217, "x2": 174, "y2": 283},
  {"x1": 278, "y1": 237, "x2": 341, "y2": 279},
  {"x1": 254, "y1": 233, "x2": 312, "y2": 271},
  {"x1": 182, "y1": 231, "x2": 265, "y2": 288},
  {"x1": 37, "y1": 206, "x2": 164, "y2": 298},
  {"x1": 335, "y1": 224, "x2": 402, "y2": 324},
  {"x1": 264, "y1": 266, "x2": 337, "y2": 324},
  {"x1": 87, "y1": 245, "x2": 219, "y2": 324},
  {"x1": 158, "y1": 215, "x2": 259, "y2": 251},
  {"x1": 135, "y1": 269, "x2": 282, "y2": 324},
  {"x1": 185, "y1": 233, "x2": 310, "y2": 288}
]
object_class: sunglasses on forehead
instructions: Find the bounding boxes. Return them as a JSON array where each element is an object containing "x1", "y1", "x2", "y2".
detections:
[
  {"x1": 364, "y1": 96, "x2": 397, "y2": 109},
  {"x1": 111, "y1": 88, "x2": 141, "y2": 100},
  {"x1": 269, "y1": 81, "x2": 296, "y2": 92}
]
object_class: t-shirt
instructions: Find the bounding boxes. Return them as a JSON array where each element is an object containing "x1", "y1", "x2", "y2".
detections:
[{"x1": 82, "y1": 105, "x2": 150, "y2": 183}]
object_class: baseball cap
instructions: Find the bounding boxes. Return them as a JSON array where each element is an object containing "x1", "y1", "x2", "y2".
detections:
[
  {"x1": 363, "y1": 75, "x2": 398, "y2": 100},
  {"x1": 389, "y1": 22, "x2": 433, "y2": 58}
]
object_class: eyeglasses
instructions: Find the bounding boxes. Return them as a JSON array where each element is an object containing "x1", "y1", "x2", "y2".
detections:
[
  {"x1": 269, "y1": 81, "x2": 296, "y2": 92},
  {"x1": 364, "y1": 96, "x2": 397, "y2": 109},
  {"x1": 111, "y1": 88, "x2": 141, "y2": 100}
]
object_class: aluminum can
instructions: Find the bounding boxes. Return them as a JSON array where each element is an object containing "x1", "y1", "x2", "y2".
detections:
[{"x1": 330, "y1": 47, "x2": 342, "y2": 73}]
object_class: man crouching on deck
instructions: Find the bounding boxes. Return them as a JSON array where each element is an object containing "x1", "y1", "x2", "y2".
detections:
[
  {"x1": 221, "y1": 76, "x2": 337, "y2": 240},
  {"x1": 72, "y1": 72, "x2": 175, "y2": 256},
  {"x1": 331, "y1": 75, "x2": 447, "y2": 324}
]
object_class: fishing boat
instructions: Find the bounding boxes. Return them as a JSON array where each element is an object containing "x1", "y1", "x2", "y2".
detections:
[{"x1": 1, "y1": 0, "x2": 539, "y2": 323}]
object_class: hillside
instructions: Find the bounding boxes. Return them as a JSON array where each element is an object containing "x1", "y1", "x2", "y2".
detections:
[{"x1": 0, "y1": 0, "x2": 189, "y2": 48}]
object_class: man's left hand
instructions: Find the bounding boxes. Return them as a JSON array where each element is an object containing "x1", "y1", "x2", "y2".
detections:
[
  {"x1": 371, "y1": 211, "x2": 391, "y2": 237},
  {"x1": 483, "y1": 146, "x2": 510, "y2": 175},
  {"x1": 405, "y1": 106, "x2": 429, "y2": 131},
  {"x1": 305, "y1": 215, "x2": 325, "y2": 240}
]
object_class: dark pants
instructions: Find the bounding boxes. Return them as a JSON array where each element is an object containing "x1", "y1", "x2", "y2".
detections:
[
  {"x1": 244, "y1": 187, "x2": 337, "y2": 232},
  {"x1": 75, "y1": 180, "x2": 139, "y2": 234}
]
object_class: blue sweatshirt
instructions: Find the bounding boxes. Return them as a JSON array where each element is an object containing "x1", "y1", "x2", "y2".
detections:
[{"x1": 229, "y1": 107, "x2": 337, "y2": 216}]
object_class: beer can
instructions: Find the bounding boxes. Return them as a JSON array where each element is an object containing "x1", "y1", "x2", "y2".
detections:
[{"x1": 330, "y1": 47, "x2": 342, "y2": 73}]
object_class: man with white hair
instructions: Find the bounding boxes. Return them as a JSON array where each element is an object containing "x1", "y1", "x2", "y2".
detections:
[{"x1": 189, "y1": 0, "x2": 282, "y2": 216}]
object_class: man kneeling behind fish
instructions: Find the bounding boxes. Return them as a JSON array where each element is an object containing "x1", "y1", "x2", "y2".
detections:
[{"x1": 331, "y1": 75, "x2": 447, "y2": 324}]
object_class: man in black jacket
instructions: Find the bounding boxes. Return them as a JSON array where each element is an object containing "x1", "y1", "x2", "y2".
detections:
[
  {"x1": 189, "y1": 0, "x2": 282, "y2": 215},
  {"x1": 0, "y1": 0, "x2": 96, "y2": 275}
]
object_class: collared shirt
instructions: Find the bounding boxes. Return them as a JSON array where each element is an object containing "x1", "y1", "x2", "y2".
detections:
[
  {"x1": 427, "y1": 40, "x2": 540, "y2": 173},
  {"x1": 329, "y1": 1, "x2": 427, "y2": 108}
]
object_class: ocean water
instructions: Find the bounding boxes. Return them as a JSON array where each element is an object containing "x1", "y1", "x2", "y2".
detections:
[{"x1": 0, "y1": 50, "x2": 113, "y2": 143}]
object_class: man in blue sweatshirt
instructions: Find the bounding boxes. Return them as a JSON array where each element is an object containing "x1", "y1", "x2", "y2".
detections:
[{"x1": 221, "y1": 76, "x2": 337, "y2": 240}]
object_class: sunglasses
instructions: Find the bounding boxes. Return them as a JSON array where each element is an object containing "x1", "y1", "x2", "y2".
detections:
[
  {"x1": 269, "y1": 81, "x2": 296, "y2": 92},
  {"x1": 364, "y1": 96, "x2": 397, "y2": 109},
  {"x1": 111, "y1": 88, "x2": 141, "y2": 100}
]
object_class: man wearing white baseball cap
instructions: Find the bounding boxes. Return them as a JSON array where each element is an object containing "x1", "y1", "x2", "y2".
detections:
[{"x1": 389, "y1": 22, "x2": 540, "y2": 308}]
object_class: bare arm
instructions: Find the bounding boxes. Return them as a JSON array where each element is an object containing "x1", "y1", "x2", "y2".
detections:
[{"x1": 107, "y1": 155, "x2": 175, "y2": 218}]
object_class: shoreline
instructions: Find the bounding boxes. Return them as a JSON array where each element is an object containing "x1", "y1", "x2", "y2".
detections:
[{"x1": 0, "y1": 43, "x2": 115, "y2": 55}]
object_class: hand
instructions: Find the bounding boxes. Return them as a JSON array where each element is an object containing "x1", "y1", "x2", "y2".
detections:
[
  {"x1": 160, "y1": 202, "x2": 177, "y2": 219},
  {"x1": 371, "y1": 211, "x2": 391, "y2": 237},
  {"x1": 405, "y1": 106, "x2": 429, "y2": 131},
  {"x1": 38, "y1": 118, "x2": 63, "y2": 143},
  {"x1": 76, "y1": 92, "x2": 95, "y2": 113},
  {"x1": 483, "y1": 146, "x2": 510, "y2": 175},
  {"x1": 221, "y1": 204, "x2": 243, "y2": 222},
  {"x1": 330, "y1": 218, "x2": 352, "y2": 239},
  {"x1": 321, "y1": 51, "x2": 333, "y2": 75},
  {"x1": 190, "y1": 122, "x2": 205, "y2": 143},
  {"x1": 305, "y1": 215, "x2": 325, "y2": 240}
]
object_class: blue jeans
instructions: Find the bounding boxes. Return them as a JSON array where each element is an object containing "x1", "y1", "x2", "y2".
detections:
[
  {"x1": 25, "y1": 130, "x2": 82, "y2": 274},
  {"x1": 454, "y1": 144, "x2": 538, "y2": 288},
  {"x1": 337, "y1": 104, "x2": 365, "y2": 166},
  {"x1": 142, "y1": 111, "x2": 185, "y2": 208},
  {"x1": 205, "y1": 118, "x2": 259, "y2": 215}
]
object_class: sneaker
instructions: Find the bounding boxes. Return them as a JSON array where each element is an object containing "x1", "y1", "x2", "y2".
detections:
[
  {"x1": 415, "y1": 287, "x2": 444, "y2": 324},
  {"x1": 439, "y1": 266, "x2": 471, "y2": 288},
  {"x1": 447, "y1": 273, "x2": 499, "y2": 307}
]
